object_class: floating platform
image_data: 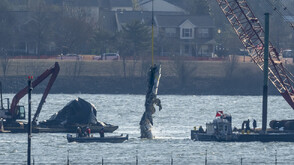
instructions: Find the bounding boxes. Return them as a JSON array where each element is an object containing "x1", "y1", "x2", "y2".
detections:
[
  {"x1": 67, "y1": 134, "x2": 128, "y2": 143},
  {"x1": 0, "y1": 130, "x2": 10, "y2": 133},
  {"x1": 191, "y1": 130, "x2": 294, "y2": 142},
  {"x1": 191, "y1": 111, "x2": 294, "y2": 142},
  {"x1": 3, "y1": 123, "x2": 118, "y2": 133}
]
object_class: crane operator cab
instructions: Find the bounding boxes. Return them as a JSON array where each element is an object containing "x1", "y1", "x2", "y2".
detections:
[
  {"x1": 15, "y1": 105, "x2": 25, "y2": 119},
  {"x1": 0, "y1": 98, "x2": 25, "y2": 120}
]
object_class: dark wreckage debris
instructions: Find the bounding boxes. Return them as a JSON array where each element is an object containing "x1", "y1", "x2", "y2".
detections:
[
  {"x1": 140, "y1": 64, "x2": 162, "y2": 139},
  {"x1": 38, "y1": 97, "x2": 118, "y2": 133}
]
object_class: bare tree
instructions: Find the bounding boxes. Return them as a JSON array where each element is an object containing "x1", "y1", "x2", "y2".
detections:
[
  {"x1": 25, "y1": 0, "x2": 55, "y2": 56},
  {"x1": 0, "y1": 1, "x2": 15, "y2": 55},
  {"x1": 73, "y1": 60, "x2": 82, "y2": 78},
  {"x1": 116, "y1": 21, "x2": 151, "y2": 78},
  {"x1": 224, "y1": 55, "x2": 239, "y2": 79},
  {"x1": 0, "y1": 49, "x2": 9, "y2": 77},
  {"x1": 172, "y1": 56, "x2": 197, "y2": 87},
  {"x1": 53, "y1": 5, "x2": 94, "y2": 55}
]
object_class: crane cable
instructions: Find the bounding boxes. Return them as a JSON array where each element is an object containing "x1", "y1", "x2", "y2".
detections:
[
  {"x1": 264, "y1": 0, "x2": 294, "y2": 83},
  {"x1": 151, "y1": 0, "x2": 154, "y2": 66},
  {"x1": 246, "y1": 0, "x2": 294, "y2": 86},
  {"x1": 265, "y1": 0, "x2": 294, "y2": 29}
]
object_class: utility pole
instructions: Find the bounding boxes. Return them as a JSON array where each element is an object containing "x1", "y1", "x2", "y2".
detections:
[
  {"x1": 0, "y1": 82, "x2": 3, "y2": 109},
  {"x1": 27, "y1": 76, "x2": 33, "y2": 165},
  {"x1": 205, "y1": 150, "x2": 207, "y2": 165},
  {"x1": 275, "y1": 150, "x2": 277, "y2": 165},
  {"x1": 136, "y1": 150, "x2": 138, "y2": 165},
  {"x1": 262, "y1": 13, "x2": 269, "y2": 133}
]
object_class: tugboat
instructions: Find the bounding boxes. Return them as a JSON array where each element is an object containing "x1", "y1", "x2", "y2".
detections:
[
  {"x1": 191, "y1": 111, "x2": 237, "y2": 142},
  {"x1": 191, "y1": 111, "x2": 294, "y2": 142}
]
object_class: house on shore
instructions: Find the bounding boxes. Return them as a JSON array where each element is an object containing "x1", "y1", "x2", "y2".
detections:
[{"x1": 155, "y1": 15, "x2": 216, "y2": 57}]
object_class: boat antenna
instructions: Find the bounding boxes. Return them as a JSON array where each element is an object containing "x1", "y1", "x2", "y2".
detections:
[{"x1": 151, "y1": 0, "x2": 154, "y2": 66}]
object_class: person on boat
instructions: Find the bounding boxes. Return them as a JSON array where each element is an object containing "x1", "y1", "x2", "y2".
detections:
[
  {"x1": 86, "y1": 127, "x2": 91, "y2": 137},
  {"x1": 245, "y1": 119, "x2": 250, "y2": 132},
  {"x1": 0, "y1": 118, "x2": 4, "y2": 132},
  {"x1": 242, "y1": 121, "x2": 246, "y2": 131},
  {"x1": 99, "y1": 128, "x2": 105, "y2": 138},
  {"x1": 253, "y1": 119, "x2": 257, "y2": 130},
  {"x1": 233, "y1": 127, "x2": 238, "y2": 132},
  {"x1": 198, "y1": 126, "x2": 204, "y2": 133},
  {"x1": 76, "y1": 127, "x2": 82, "y2": 137}
]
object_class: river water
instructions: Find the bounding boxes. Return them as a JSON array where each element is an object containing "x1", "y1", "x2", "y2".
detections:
[{"x1": 0, "y1": 94, "x2": 294, "y2": 164}]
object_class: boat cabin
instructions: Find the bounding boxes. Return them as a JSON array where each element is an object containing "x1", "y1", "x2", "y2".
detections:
[{"x1": 206, "y1": 115, "x2": 232, "y2": 136}]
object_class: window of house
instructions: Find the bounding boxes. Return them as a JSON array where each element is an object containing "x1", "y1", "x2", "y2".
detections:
[
  {"x1": 182, "y1": 28, "x2": 193, "y2": 38},
  {"x1": 198, "y1": 28, "x2": 209, "y2": 38},
  {"x1": 165, "y1": 28, "x2": 176, "y2": 37}
]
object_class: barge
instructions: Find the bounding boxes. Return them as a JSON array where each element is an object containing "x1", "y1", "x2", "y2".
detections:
[
  {"x1": 191, "y1": 111, "x2": 294, "y2": 142},
  {"x1": 3, "y1": 122, "x2": 118, "y2": 133}
]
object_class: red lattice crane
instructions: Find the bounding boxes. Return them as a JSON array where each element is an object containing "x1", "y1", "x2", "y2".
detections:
[{"x1": 216, "y1": 0, "x2": 294, "y2": 109}]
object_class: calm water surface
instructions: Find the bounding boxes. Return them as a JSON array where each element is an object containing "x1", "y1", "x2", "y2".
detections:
[{"x1": 0, "y1": 94, "x2": 293, "y2": 164}]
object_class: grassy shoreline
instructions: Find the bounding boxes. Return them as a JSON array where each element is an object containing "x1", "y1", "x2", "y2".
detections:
[{"x1": 0, "y1": 59, "x2": 289, "y2": 95}]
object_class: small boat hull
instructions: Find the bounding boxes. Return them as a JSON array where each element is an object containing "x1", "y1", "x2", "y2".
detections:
[{"x1": 67, "y1": 134, "x2": 128, "y2": 143}]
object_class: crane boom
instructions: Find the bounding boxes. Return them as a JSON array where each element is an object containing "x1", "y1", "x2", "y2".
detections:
[
  {"x1": 10, "y1": 62, "x2": 60, "y2": 119},
  {"x1": 216, "y1": 0, "x2": 294, "y2": 109},
  {"x1": 32, "y1": 62, "x2": 60, "y2": 124}
]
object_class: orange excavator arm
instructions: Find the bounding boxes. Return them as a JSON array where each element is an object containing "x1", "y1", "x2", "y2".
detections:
[{"x1": 10, "y1": 62, "x2": 60, "y2": 121}]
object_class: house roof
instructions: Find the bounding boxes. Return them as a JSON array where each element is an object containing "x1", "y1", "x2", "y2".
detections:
[
  {"x1": 109, "y1": 0, "x2": 132, "y2": 8},
  {"x1": 8, "y1": 0, "x2": 28, "y2": 5},
  {"x1": 99, "y1": 0, "x2": 110, "y2": 8},
  {"x1": 139, "y1": 0, "x2": 186, "y2": 13},
  {"x1": 99, "y1": 11, "x2": 117, "y2": 32},
  {"x1": 116, "y1": 11, "x2": 153, "y2": 26},
  {"x1": 44, "y1": 0, "x2": 63, "y2": 5},
  {"x1": 63, "y1": 0, "x2": 100, "y2": 7},
  {"x1": 115, "y1": 11, "x2": 187, "y2": 26},
  {"x1": 156, "y1": 15, "x2": 214, "y2": 27}
]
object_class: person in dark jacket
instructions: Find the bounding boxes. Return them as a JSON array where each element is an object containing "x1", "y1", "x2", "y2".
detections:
[
  {"x1": 99, "y1": 128, "x2": 105, "y2": 138},
  {"x1": 198, "y1": 126, "x2": 205, "y2": 133},
  {"x1": 76, "y1": 127, "x2": 82, "y2": 137},
  {"x1": 253, "y1": 119, "x2": 257, "y2": 130},
  {"x1": 245, "y1": 119, "x2": 250, "y2": 132}
]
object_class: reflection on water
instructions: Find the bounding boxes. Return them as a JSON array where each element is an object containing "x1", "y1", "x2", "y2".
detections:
[{"x1": 0, "y1": 94, "x2": 294, "y2": 164}]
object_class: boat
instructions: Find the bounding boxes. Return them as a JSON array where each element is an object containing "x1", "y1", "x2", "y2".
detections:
[
  {"x1": 191, "y1": 111, "x2": 294, "y2": 142},
  {"x1": 67, "y1": 134, "x2": 128, "y2": 143}
]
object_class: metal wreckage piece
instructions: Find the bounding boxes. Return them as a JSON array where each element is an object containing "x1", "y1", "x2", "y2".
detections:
[{"x1": 140, "y1": 64, "x2": 162, "y2": 139}]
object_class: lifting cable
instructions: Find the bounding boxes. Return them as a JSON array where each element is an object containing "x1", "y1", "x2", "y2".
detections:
[
  {"x1": 264, "y1": 0, "x2": 294, "y2": 85},
  {"x1": 246, "y1": 0, "x2": 294, "y2": 87},
  {"x1": 265, "y1": 0, "x2": 294, "y2": 29}
]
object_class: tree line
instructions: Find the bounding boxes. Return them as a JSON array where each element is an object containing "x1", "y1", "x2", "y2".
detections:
[
  {"x1": 0, "y1": 0, "x2": 151, "y2": 60},
  {"x1": 1, "y1": 0, "x2": 293, "y2": 60}
]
